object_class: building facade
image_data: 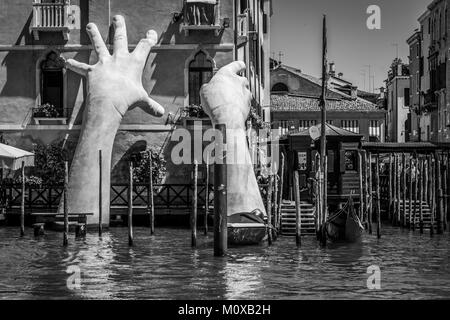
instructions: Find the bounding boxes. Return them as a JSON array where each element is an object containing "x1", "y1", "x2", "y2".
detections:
[
  {"x1": 270, "y1": 63, "x2": 386, "y2": 143},
  {"x1": 0, "y1": 0, "x2": 272, "y2": 185},
  {"x1": 385, "y1": 61, "x2": 411, "y2": 142},
  {"x1": 406, "y1": 0, "x2": 449, "y2": 143}
]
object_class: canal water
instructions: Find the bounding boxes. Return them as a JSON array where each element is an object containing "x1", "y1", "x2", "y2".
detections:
[{"x1": 0, "y1": 225, "x2": 449, "y2": 299}]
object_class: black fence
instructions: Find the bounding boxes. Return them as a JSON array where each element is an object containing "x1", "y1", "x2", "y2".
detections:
[{"x1": 1, "y1": 183, "x2": 269, "y2": 211}]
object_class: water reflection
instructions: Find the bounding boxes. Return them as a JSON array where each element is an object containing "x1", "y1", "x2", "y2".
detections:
[{"x1": 0, "y1": 226, "x2": 449, "y2": 299}]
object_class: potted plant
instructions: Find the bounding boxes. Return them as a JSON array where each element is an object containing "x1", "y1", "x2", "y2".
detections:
[{"x1": 33, "y1": 103, "x2": 67, "y2": 125}]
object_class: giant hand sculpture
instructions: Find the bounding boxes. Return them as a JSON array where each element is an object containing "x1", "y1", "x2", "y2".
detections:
[
  {"x1": 200, "y1": 61, "x2": 266, "y2": 218},
  {"x1": 63, "y1": 16, "x2": 164, "y2": 225}
]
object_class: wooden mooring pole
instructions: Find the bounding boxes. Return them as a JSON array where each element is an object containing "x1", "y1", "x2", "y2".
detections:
[
  {"x1": 63, "y1": 161, "x2": 69, "y2": 246},
  {"x1": 191, "y1": 161, "x2": 198, "y2": 247},
  {"x1": 392, "y1": 154, "x2": 397, "y2": 225},
  {"x1": 413, "y1": 155, "x2": 418, "y2": 231},
  {"x1": 388, "y1": 153, "x2": 393, "y2": 221},
  {"x1": 98, "y1": 150, "x2": 103, "y2": 237},
  {"x1": 267, "y1": 174, "x2": 274, "y2": 245},
  {"x1": 368, "y1": 152, "x2": 373, "y2": 234},
  {"x1": 358, "y1": 152, "x2": 364, "y2": 221},
  {"x1": 20, "y1": 161, "x2": 25, "y2": 237},
  {"x1": 204, "y1": 157, "x2": 210, "y2": 236},
  {"x1": 273, "y1": 174, "x2": 279, "y2": 238},
  {"x1": 402, "y1": 153, "x2": 407, "y2": 227},
  {"x1": 436, "y1": 153, "x2": 443, "y2": 234},
  {"x1": 148, "y1": 154, "x2": 155, "y2": 235},
  {"x1": 396, "y1": 154, "x2": 401, "y2": 226},
  {"x1": 430, "y1": 155, "x2": 435, "y2": 237},
  {"x1": 214, "y1": 124, "x2": 227, "y2": 257},
  {"x1": 408, "y1": 155, "x2": 413, "y2": 229},
  {"x1": 277, "y1": 153, "x2": 285, "y2": 231},
  {"x1": 375, "y1": 154, "x2": 381, "y2": 238},
  {"x1": 419, "y1": 158, "x2": 424, "y2": 234},
  {"x1": 293, "y1": 171, "x2": 302, "y2": 247},
  {"x1": 128, "y1": 160, "x2": 134, "y2": 246}
]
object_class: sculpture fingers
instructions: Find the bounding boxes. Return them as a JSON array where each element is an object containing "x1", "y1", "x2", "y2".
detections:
[
  {"x1": 132, "y1": 30, "x2": 158, "y2": 63},
  {"x1": 86, "y1": 23, "x2": 109, "y2": 60},
  {"x1": 112, "y1": 15, "x2": 129, "y2": 55},
  {"x1": 66, "y1": 59, "x2": 92, "y2": 77},
  {"x1": 217, "y1": 60, "x2": 246, "y2": 76},
  {"x1": 137, "y1": 93, "x2": 165, "y2": 117}
]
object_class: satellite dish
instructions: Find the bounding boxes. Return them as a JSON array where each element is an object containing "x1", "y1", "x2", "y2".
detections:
[{"x1": 309, "y1": 126, "x2": 321, "y2": 141}]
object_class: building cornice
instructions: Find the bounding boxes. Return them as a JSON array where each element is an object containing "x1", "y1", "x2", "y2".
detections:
[
  {"x1": 0, "y1": 124, "x2": 174, "y2": 131},
  {"x1": 0, "y1": 43, "x2": 235, "y2": 52}
]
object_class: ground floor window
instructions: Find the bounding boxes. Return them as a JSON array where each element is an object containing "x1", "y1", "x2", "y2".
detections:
[{"x1": 369, "y1": 120, "x2": 381, "y2": 138}]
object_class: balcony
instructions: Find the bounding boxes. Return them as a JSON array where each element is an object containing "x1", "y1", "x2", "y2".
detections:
[
  {"x1": 32, "y1": 105, "x2": 70, "y2": 125},
  {"x1": 181, "y1": 0, "x2": 222, "y2": 36},
  {"x1": 31, "y1": 1, "x2": 70, "y2": 40}
]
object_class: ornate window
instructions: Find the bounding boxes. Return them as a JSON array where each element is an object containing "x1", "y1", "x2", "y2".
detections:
[
  {"x1": 41, "y1": 51, "x2": 64, "y2": 113},
  {"x1": 188, "y1": 51, "x2": 213, "y2": 106}
]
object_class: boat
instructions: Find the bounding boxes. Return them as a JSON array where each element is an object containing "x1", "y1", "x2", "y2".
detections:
[
  {"x1": 227, "y1": 209, "x2": 268, "y2": 245},
  {"x1": 325, "y1": 195, "x2": 364, "y2": 243}
]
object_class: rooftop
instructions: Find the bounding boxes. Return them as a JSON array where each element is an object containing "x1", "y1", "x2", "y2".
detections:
[{"x1": 271, "y1": 94, "x2": 383, "y2": 112}]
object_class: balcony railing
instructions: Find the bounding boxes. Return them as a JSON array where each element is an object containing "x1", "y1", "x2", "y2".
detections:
[
  {"x1": 32, "y1": 107, "x2": 71, "y2": 125},
  {"x1": 31, "y1": 1, "x2": 70, "y2": 40},
  {"x1": 181, "y1": 0, "x2": 221, "y2": 36}
]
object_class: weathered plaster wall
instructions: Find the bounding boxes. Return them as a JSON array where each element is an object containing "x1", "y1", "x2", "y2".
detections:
[{"x1": 0, "y1": 0, "x2": 236, "y2": 184}]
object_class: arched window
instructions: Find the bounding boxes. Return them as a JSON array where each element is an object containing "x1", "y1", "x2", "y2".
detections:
[
  {"x1": 271, "y1": 83, "x2": 289, "y2": 92},
  {"x1": 188, "y1": 51, "x2": 213, "y2": 105},
  {"x1": 40, "y1": 51, "x2": 65, "y2": 115}
]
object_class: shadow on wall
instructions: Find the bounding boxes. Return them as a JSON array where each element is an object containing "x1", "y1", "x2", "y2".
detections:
[{"x1": 111, "y1": 139, "x2": 148, "y2": 184}]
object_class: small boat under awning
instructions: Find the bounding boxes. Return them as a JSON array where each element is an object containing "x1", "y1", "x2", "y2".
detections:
[{"x1": 0, "y1": 143, "x2": 35, "y2": 170}]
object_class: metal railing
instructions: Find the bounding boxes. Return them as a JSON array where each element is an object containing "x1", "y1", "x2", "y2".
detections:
[
  {"x1": 32, "y1": 2, "x2": 69, "y2": 29},
  {"x1": 32, "y1": 107, "x2": 71, "y2": 119}
]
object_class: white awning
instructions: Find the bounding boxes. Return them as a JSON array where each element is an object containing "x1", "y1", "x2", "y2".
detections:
[
  {"x1": 186, "y1": 0, "x2": 217, "y2": 4},
  {"x1": 0, "y1": 143, "x2": 35, "y2": 171}
]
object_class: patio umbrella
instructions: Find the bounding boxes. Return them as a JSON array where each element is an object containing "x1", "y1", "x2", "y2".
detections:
[
  {"x1": 0, "y1": 143, "x2": 35, "y2": 236},
  {"x1": 0, "y1": 143, "x2": 35, "y2": 170}
]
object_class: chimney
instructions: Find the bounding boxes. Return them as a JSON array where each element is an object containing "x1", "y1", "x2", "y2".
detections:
[
  {"x1": 338, "y1": 72, "x2": 344, "y2": 78},
  {"x1": 350, "y1": 86, "x2": 358, "y2": 99},
  {"x1": 329, "y1": 62, "x2": 336, "y2": 77},
  {"x1": 397, "y1": 63, "x2": 402, "y2": 76}
]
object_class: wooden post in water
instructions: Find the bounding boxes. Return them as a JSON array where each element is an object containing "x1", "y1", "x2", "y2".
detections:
[
  {"x1": 214, "y1": 124, "x2": 227, "y2": 257},
  {"x1": 443, "y1": 153, "x2": 448, "y2": 232},
  {"x1": 413, "y1": 155, "x2": 418, "y2": 231},
  {"x1": 204, "y1": 157, "x2": 209, "y2": 236},
  {"x1": 402, "y1": 153, "x2": 407, "y2": 227},
  {"x1": 277, "y1": 153, "x2": 285, "y2": 231},
  {"x1": 388, "y1": 153, "x2": 393, "y2": 221},
  {"x1": 409, "y1": 155, "x2": 413, "y2": 229},
  {"x1": 436, "y1": 153, "x2": 443, "y2": 234},
  {"x1": 128, "y1": 160, "x2": 134, "y2": 246},
  {"x1": 392, "y1": 154, "x2": 397, "y2": 225},
  {"x1": 429, "y1": 155, "x2": 435, "y2": 237},
  {"x1": 293, "y1": 171, "x2": 302, "y2": 246},
  {"x1": 191, "y1": 161, "x2": 198, "y2": 247},
  {"x1": 148, "y1": 154, "x2": 155, "y2": 235},
  {"x1": 63, "y1": 161, "x2": 69, "y2": 246},
  {"x1": 368, "y1": 152, "x2": 373, "y2": 234},
  {"x1": 98, "y1": 150, "x2": 103, "y2": 236},
  {"x1": 273, "y1": 174, "x2": 278, "y2": 238},
  {"x1": 358, "y1": 151, "x2": 364, "y2": 221},
  {"x1": 424, "y1": 158, "x2": 429, "y2": 215},
  {"x1": 267, "y1": 174, "x2": 273, "y2": 245},
  {"x1": 375, "y1": 154, "x2": 381, "y2": 238},
  {"x1": 419, "y1": 158, "x2": 424, "y2": 234},
  {"x1": 20, "y1": 161, "x2": 25, "y2": 237},
  {"x1": 396, "y1": 154, "x2": 401, "y2": 226}
]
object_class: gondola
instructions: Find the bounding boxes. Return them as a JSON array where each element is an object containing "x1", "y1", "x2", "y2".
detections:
[
  {"x1": 227, "y1": 209, "x2": 268, "y2": 245},
  {"x1": 325, "y1": 195, "x2": 364, "y2": 243}
]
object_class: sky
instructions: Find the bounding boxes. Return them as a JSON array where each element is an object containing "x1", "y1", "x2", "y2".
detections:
[{"x1": 270, "y1": 0, "x2": 429, "y2": 93}]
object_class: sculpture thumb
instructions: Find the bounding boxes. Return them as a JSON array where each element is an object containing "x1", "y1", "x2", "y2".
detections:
[{"x1": 138, "y1": 95, "x2": 165, "y2": 117}]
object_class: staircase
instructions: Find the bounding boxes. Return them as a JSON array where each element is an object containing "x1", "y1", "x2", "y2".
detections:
[
  {"x1": 396, "y1": 200, "x2": 435, "y2": 229},
  {"x1": 280, "y1": 201, "x2": 316, "y2": 236}
]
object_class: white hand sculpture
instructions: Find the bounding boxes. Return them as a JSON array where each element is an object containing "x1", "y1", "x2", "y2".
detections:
[
  {"x1": 62, "y1": 16, "x2": 164, "y2": 225},
  {"x1": 200, "y1": 61, "x2": 266, "y2": 217}
]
